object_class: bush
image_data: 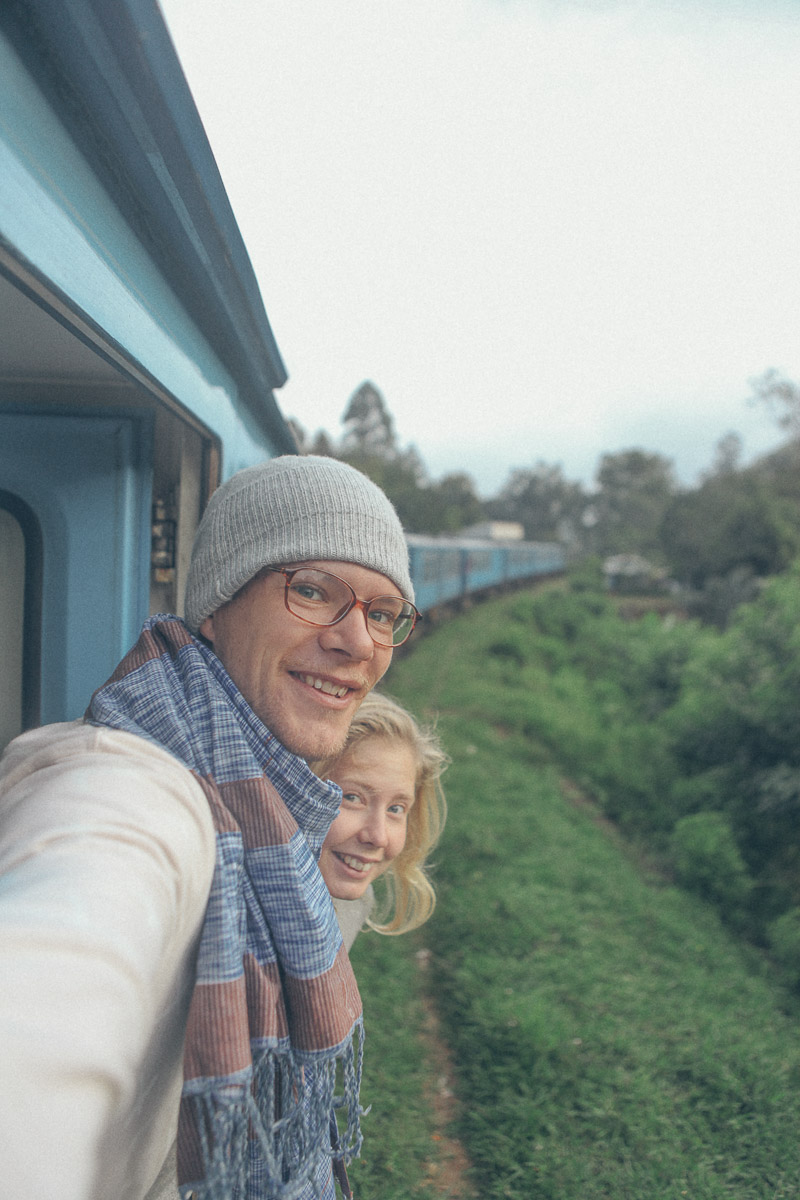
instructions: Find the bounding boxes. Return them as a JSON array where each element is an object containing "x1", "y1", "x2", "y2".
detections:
[
  {"x1": 767, "y1": 908, "x2": 800, "y2": 988},
  {"x1": 487, "y1": 630, "x2": 529, "y2": 666},
  {"x1": 671, "y1": 812, "x2": 753, "y2": 915},
  {"x1": 567, "y1": 556, "x2": 605, "y2": 593}
]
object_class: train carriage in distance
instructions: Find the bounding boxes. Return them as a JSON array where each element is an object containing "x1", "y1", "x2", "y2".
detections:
[{"x1": 406, "y1": 533, "x2": 565, "y2": 617}]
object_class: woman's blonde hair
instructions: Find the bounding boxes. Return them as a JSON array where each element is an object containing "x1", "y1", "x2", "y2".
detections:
[{"x1": 312, "y1": 692, "x2": 448, "y2": 935}]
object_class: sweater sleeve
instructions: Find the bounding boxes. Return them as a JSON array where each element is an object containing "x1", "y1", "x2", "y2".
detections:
[{"x1": 0, "y1": 722, "x2": 216, "y2": 1200}]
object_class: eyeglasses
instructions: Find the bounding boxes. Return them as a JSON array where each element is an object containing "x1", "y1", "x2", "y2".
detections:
[{"x1": 264, "y1": 566, "x2": 421, "y2": 647}]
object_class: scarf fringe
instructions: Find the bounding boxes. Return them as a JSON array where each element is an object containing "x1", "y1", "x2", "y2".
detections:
[{"x1": 180, "y1": 1027, "x2": 364, "y2": 1200}]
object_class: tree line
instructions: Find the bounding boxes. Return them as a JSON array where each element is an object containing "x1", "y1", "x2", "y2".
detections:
[{"x1": 290, "y1": 371, "x2": 800, "y2": 625}]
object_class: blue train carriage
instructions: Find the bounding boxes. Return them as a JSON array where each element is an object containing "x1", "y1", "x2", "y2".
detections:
[
  {"x1": 0, "y1": 0, "x2": 297, "y2": 751},
  {"x1": 461, "y1": 536, "x2": 565, "y2": 596},
  {"x1": 406, "y1": 532, "x2": 565, "y2": 622},
  {"x1": 505, "y1": 539, "x2": 566, "y2": 582},
  {"x1": 405, "y1": 534, "x2": 466, "y2": 613},
  {"x1": 406, "y1": 534, "x2": 510, "y2": 613},
  {"x1": 459, "y1": 537, "x2": 507, "y2": 597}
]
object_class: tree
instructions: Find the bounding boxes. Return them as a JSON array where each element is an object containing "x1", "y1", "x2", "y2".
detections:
[
  {"x1": 748, "y1": 369, "x2": 800, "y2": 439},
  {"x1": 488, "y1": 462, "x2": 586, "y2": 543},
  {"x1": 591, "y1": 449, "x2": 676, "y2": 557},
  {"x1": 425, "y1": 472, "x2": 483, "y2": 533},
  {"x1": 666, "y1": 564, "x2": 800, "y2": 912},
  {"x1": 340, "y1": 381, "x2": 397, "y2": 458},
  {"x1": 659, "y1": 472, "x2": 791, "y2": 590},
  {"x1": 705, "y1": 431, "x2": 742, "y2": 478},
  {"x1": 297, "y1": 381, "x2": 486, "y2": 533},
  {"x1": 308, "y1": 429, "x2": 338, "y2": 458}
]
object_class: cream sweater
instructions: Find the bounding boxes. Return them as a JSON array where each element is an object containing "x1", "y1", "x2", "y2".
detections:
[
  {"x1": 0, "y1": 721, "x2": 216, "y2": 1200},
  {"x1": 0, "y1": 721, "x2": 372, "y2": 1200}
]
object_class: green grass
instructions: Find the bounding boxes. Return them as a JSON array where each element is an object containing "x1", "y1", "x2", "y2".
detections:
[
  {"x1": 347, "y1": 591, "x2": 800, "y2": 1199},
  {"x1": 345, "y1": 931, "x2": 446, "y2": 1199}
]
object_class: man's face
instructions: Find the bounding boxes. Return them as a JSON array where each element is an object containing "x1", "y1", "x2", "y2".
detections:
[{"x1": 199, "y1": 560, "x2": 396, "y2": 760}]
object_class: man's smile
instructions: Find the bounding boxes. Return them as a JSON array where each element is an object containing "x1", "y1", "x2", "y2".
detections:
[{"x1": 293, "y1": 673, "x2": 354, "y2": 699}]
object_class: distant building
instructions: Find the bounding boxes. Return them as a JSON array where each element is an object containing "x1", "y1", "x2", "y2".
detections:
[
  {"x1": 604, "y1": 554, "x2": 665, "y2": 593},
  {"x1": 461, "y1": 520, "x2": 525, "y2": 541}
]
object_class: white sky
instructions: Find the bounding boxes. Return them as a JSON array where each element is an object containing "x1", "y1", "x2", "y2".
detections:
[{"x1": 159, "y1": 0, "x2": 800, "y2": 496}]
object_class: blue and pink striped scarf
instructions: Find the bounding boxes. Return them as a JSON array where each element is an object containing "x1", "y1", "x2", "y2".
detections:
[{"x1": 87, "y1": 615, "x2": 363, "y2": 1199}]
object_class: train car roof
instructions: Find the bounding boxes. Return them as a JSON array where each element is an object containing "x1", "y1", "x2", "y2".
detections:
[
  {"x1": 406, "y1": 533, "x2": 521, "y2": 548},
  {"x1": 405, "y1": 532, "x2": 565, "y2": 552}
]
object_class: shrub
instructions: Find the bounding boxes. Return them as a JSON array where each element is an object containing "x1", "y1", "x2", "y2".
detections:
[
  {"x1": 487, "y1": 630, "x2": 528, "y2": 666},
  {"x1": 567, "y1": 557, "x2": 606, "y2": 593},
  {"x1": 767, "y1": 907, "x2": 800, "y2": 988},
  {"x1": 671, "y1": 812, "x2": 753, "y2": 915}
]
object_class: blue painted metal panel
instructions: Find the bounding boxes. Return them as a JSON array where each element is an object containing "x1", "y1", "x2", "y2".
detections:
[
  {"x1": 406, "y1": 537, "x2": 464, "y2": 611},
  {"x1": 461, "y1": 542, "x2": 504, "y2": 593},
  {"x1": 0, "y1": 410, "x2": 152, "y2": 723}
]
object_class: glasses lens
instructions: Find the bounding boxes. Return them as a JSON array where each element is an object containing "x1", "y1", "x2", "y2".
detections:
[
  {"x1": 367, "y1": 598, "x2": 417, "y2": 647},
  {"x1": 282, "y1": 568, "x2": 417, "y2": 646},
  {"x1": 284, "y1": 568, "x2": 353, "y2": 623}
]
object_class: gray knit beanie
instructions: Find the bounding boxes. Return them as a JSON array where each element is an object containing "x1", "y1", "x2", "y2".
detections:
[{"x1": 184, "y1": 455, "x2": 413, "y2": 631}]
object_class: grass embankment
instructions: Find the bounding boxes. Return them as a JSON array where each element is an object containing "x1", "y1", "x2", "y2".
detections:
[{"x1": 347, "y1": 591, "x2": 800, "y2": 1200}]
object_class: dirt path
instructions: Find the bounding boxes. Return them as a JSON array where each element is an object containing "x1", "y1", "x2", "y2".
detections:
[{"x1": 414, "y1": 948, "x2": 478, "y2": 1199}]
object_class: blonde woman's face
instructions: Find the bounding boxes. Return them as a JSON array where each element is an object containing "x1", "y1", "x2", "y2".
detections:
[{"x1": 319, "y1": 736, "x2": 417, "y2": 900}]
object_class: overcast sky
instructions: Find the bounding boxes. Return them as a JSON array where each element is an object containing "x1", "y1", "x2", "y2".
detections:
[{"x1": 159, "y1": 0, "x2": 800, "y2": 496}]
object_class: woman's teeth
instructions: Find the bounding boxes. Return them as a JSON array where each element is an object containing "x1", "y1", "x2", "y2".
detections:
[{"x1": 340, "y1": 854, "x2": 372, "y2": 873}]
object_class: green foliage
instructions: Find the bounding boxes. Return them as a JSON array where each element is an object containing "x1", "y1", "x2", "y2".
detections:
[
  {"x1": 660, "y1": 472, "x2": 797, "y2": 589},
  {"x1": 748, "y1": 368, "x2": 800, "y2": 439},
  {"x1": 767, "y1": 908, "x2": 800, "y2": 988},
  {"x1": 403, "y1": 565, "x2": 800, "y2": 947},
  {"x1": 427, "y1": 470, "x2": 484, "y2": 532},
  {"x1": 346, "y1": 933, "x2": 449, "y2": 1199},
  {"x1": 485, "y1": 461, "x2": 586, "y2": 542},
  {"x1": 684, "y1": 565, "x2": 762, "y2": 629},
  {"x1": 665, "y1": 564, "x2": 800, "y2": 912},
  {"x1": 371, "y1": 611, "x2": 800, "y2": 1198},
  {"x1": 564, "y1": 556, "x2": 605, "y2": 592},
  {"x1": 292, "y1": 378, "x2": 800, "y2": 580},
  {"x1": 337, "y1": 446, "x2": 484, "y2": 535},
  {"x1": 591, "y1": 448, "x2": 675, "y2": 558},
  {"x1": 340, "y1": 380, "x2": 397, "y2": 457},
  {"x1": 671, "y1": 813, "x2": 753, "y2": 915}
]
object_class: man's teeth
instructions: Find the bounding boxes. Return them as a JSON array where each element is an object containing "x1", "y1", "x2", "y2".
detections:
[
  {"x1": 300, "y1": 675, "x2": 349, "y2": 698},
  {"x1": 341, "y1": 855, "x2": 372, "y2": 873}
]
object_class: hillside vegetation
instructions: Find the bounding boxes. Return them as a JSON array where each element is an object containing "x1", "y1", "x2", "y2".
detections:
[{"x1": 347, "y1": 579, "x2": 800, "y2": 1199}]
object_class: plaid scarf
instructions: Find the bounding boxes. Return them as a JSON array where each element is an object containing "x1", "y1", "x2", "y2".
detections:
[{"x1": 87, "y1": 615, "x2": 363, "y2": 1200}]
